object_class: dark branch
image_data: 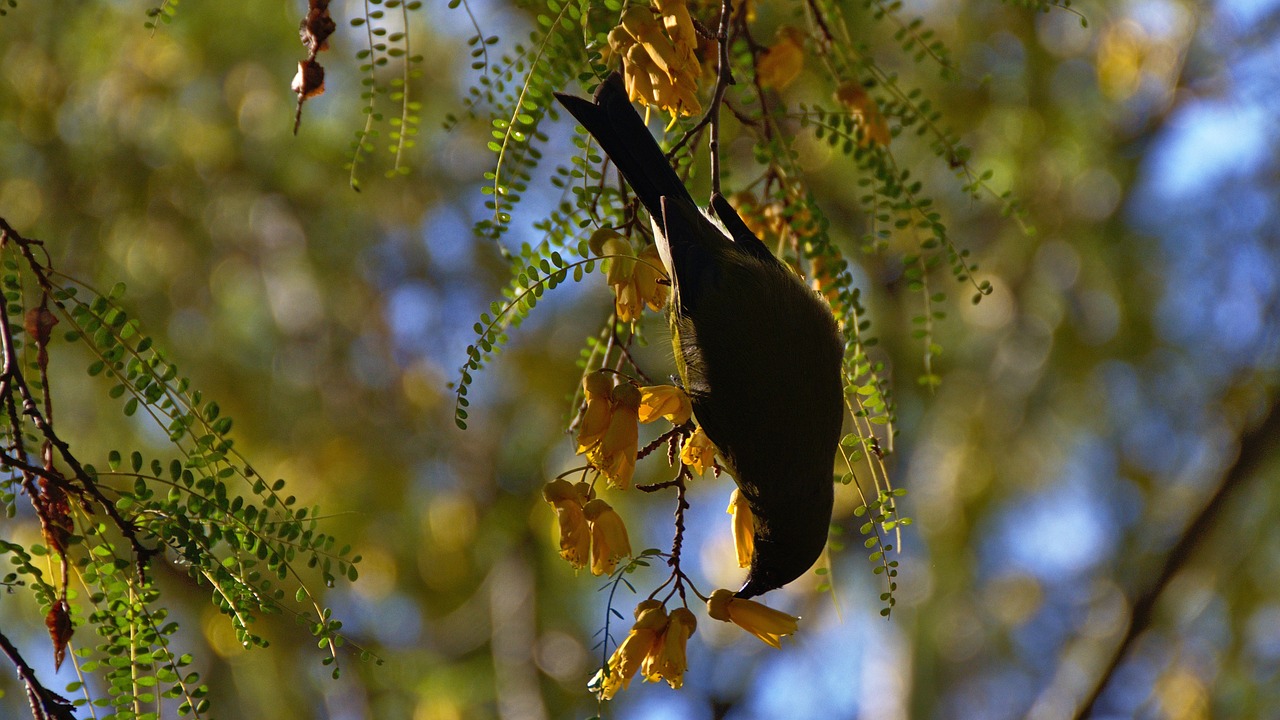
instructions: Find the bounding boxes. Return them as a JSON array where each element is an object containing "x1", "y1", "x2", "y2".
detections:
[
  {"x1": 1071, "y1": 399, "x2": 1280, "y2": 719},
  {"x1": 0, "y1": 626, "x2": 78, "y2": 720}
]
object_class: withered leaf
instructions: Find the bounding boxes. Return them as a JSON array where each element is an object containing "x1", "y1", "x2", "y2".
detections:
[
  {"x1": 292, "y1": 59, "x2": 326, "y2": 100},
  {"x1": 300, "y1": 0, "x2": 336, "y2": 55},
  {"x1": 46, "y1": 598, "x2": 73, "y2": 671},
  {"x1": 24, "y1": 306, "x2": 58, "y2": 345}
]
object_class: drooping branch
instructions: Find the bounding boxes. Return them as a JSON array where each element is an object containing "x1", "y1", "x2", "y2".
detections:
[
  {"x1": 0, "y1": 219, "x2": 159, "y2": 579},
  {"x1": 1069, "y1": 397, "x2": 1280, "y2": 719}
]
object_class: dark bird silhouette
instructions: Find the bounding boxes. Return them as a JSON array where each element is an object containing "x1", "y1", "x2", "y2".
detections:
[{"x1": 555, "y1": 73, "x2": 845, "y2": 598}]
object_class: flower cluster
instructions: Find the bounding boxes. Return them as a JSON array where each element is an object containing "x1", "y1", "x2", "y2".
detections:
[
  {"x1": 608, "y1": 2, "x2": 702, "y2": 119},
  {"x1": 729, "y1": 191, "x2": 818, "y2": 251},
  {"x1": 557, "y1": 369, "x2": 801, "y2": 704},
  {"x1": 577, "y1": 371, "x2": 698, "y2": 488},
  {"x1": 577, "y1": 371, "x2": 642, "y2": 489},
  {"x1": 542, "y1": 479, "x2": 633, "y2": 575},
  {"x1": 591, "y1": 600, "x2": 698, "y2": 699},
  {"x1": 590, "y1": 229, "x2": 669, "y2": 323}
]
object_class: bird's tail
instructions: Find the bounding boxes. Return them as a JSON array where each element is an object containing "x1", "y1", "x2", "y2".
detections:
[{"x1": 553, "y1": 73, "x2": 694, "y2": 226}]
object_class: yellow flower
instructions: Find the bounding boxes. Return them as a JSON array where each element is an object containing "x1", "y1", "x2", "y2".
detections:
[
  {"x1": 638, "y1": 385, "x2": 691, "y2": 426},
  {"x1": 680, "y1": 426, "x2": 716, "y2": 475},
  {"x1": 542, "y1": 479, "x2": 592, "y2": 569},
  {"x1": 706, "y1": 588, "x2": 799, "y2": 649},
  {"x1": 654, "y1": 0, "x2": 697, "y2": 64},
  {"x1": 590, "y1": 227, "x2": 636, "y2": 287},
  {"x1": 591, "y1": 600, "x2": 667, "y2": 700},
  {"x1": 605, "y1": 25, "x2": 635, "y2": 63},
  {"x1": 588, "y1": 383, "x2": 640, "y2": 488},
  {"x1": 611, "y1": 5, "x2": 702, "y2": 118},
  {"x1": 583, "y1": 498, "x2": 632, "y2": 576},
  {"x1": 757, "y1": 27, "x2": 805, "y2": 90},
  {"x1": 623, "y1": 44, "x2": 658, "y2": 104},
  {"x1": 726, "y1": 487, "x2": 754, "y2": 569},
  {"x1": 576, "y1": 370, "x2": 615, "y2": 453},
  {"x1": 620, "y1": 6, "x2": 684, "y2": 81},
  {"x1": 642, "y1": 606, "x2": 696, "y2": 688},
  {"x1": 588, "y1": 231, "x2": 669, "y2": 322},
  {"x1": 834, "y1": 80, "x2": 890, "y2": 147},
  {"x1": 646, "y1": 62, "x2": 702, "y2": 117},
  {"x1": 614, "y1": 279, "x2": 644, "y2": 323},
  {"x1": 634, "y1": 243, "x2": 669, "y2": 312}
]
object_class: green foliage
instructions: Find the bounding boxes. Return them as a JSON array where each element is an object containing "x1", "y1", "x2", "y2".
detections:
[
  {"x1": 0, "y1": 226, "x2": 364, "y2": 716},
  {"x1": 453, "y1": 246, "x2": 583, "y2": 429},
  {"x1": 852, "y1": 488, "x2": 910, "y2": 617},
  {"x1": 474, "y1": 0, "x2": 590, "y2": 243},
  {"x1": 1003, "y1": 0, "x2": 1087, "y2": 26},
  {"x1": 144, "y1": 0, "x2": 179, "y2": 31},
  {"x1": 348, "y1": 0, "x2": 426, "y2": 188}
]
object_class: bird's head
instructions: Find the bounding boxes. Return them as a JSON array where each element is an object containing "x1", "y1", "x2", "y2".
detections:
[{"x1": 734, "y1": 472, "x2": 834, "y2": 599}]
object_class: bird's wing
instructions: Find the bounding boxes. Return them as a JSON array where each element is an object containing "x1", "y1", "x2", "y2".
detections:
[{"x1": 659, "y1": 196, "x2": 725, "y2": 315}]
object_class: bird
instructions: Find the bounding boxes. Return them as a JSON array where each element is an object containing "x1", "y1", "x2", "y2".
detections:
[{"x1": 555, "y1": 73, "x2": 845, "y2": 598}]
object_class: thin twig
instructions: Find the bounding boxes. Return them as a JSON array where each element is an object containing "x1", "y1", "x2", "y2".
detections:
[{"x1": 669, "y1": 0, "x2": 736, "y2": 171}]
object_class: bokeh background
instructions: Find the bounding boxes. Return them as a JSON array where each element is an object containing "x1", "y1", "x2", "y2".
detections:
[{"x1": 1, "y1": 0, "x2": 1278, "y2": 717}]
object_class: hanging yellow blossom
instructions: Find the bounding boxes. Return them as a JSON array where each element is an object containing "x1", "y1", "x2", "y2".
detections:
[
  {"x1": 761, "y1": 200, "x2": 791, "y2": 242},
  {"x1": 588, "y1": 383, "x2": 640, "y2": 488},
  {"x1": 577, "y1": 370, "x2": 615, "y2": 453},
  {"x1": 615, "y1": 279, "x2": 645, "y2": 323},
  {"x1": 757, "y1": 27, "x2": 805, "y2": 90},
  {"x1": 591, "y1": 600, "x2": 667, "y2": 700},
  {"x1": 590, "y1": 227, "x2": 636, "y2": 286},
  {"x1": 583, "y1": 498, "x2": 633, "y2": 576},
  {"x1": 645, "y1": 60, "x2": 702, "y2": 119},
  {"x1": 542, "y1": 479, "x2": 593, "y2": 569},
  {"x1": 654, "y1": 0, "x2": 697, "y2": 62},
  {"x1": 589, "y1": 228, "x2": 647, "y2": 322},
  {"x1": 834, "y1": 80, "x2": 891, "y2": 147},
  {"x1": 609, "y1": 5, "x2": 702, "y2": 118},
  {"x1": 588, "y1": 231, "x2": 670, "y2": 322},
  {"x1": 680, "y1": 426, "x2": 717, "y2": 475},
  {"x1": 634, "y1": 243, "x2": 670, "y2": 312},
  {"x1": 642, "y1": 606, "x2": 696, "y2": 689},
  {"x1": 621, "y1": 7, "x2": 683, "y2": 78},
  {"x1": 638, "y1": 385, "x2": 691, "y2": 426},
  {"x1": 706, "y1": 588, "x2": 799, "y2": 649},
  {"x1": 726, "y1": 487, "x2": 754, "y2": 568}
]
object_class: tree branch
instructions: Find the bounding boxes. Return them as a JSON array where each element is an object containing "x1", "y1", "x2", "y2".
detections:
[
  {"x1": 1071, "y1": 398, "x2": 1280, "y2": 719},
  {"x1": 0, "y1": 219, "x2": 159, "y2": 579},
  {"x1": 0, "y1": 626, "x2": 78, "y2": 720}
]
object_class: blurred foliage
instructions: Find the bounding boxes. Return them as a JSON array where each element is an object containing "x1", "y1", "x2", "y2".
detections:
[{"x1": 1, "y1": 0, "x2": 1278, "y2": 719}]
